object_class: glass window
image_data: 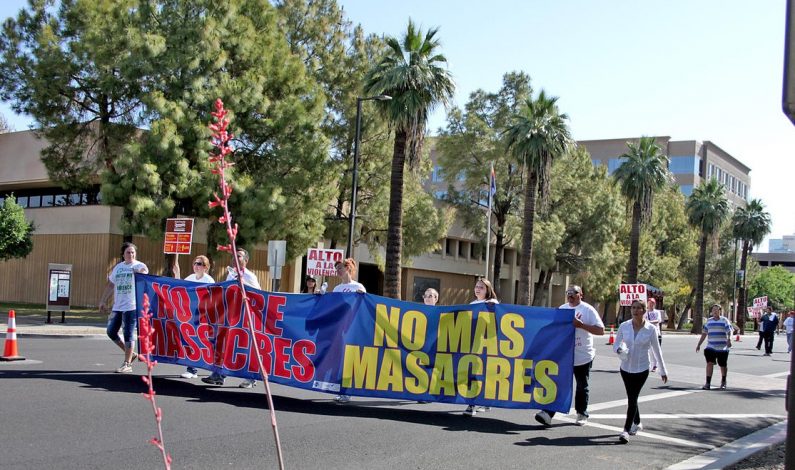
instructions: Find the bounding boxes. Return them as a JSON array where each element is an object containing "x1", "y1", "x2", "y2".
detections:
[
  {"x1": 669, "y1": 156, "x2": 698, "y2": 175},
  {"x1": 458, "y1": 241, "x2": 467, "y2": 258},
  {"x1": 55, "y1": 194, "x2": 67, "y2": 206},
  {"x1": 41, "y1": 194, "x2": 54, "y2": 207},
  {"x1": 445, "y1": 239, "x2": 454, "y2": 256},
  {"x1": 607, "y1": 157, "x2": 627, "y2": 174},
  {"x1": 412, "y1": 276, "x2": 441, "y2": 303},
  {"x1": 27, "y1": 195, "x2": 41, "y2": 208},
  {"x1": 0, "y1": 196, "x2": 4, "y2": 206},
  {"x1": 708, "y1": 164, "x2": 714, "y2": 178},
  {"x1": 69, "y1": 193, "x2": 81, "y2": 205},
  {"x1": 17, "y1": 196, "x2": 28, "y2": 208}
]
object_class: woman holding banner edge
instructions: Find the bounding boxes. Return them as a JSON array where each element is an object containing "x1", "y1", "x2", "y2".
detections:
[
  {"x1": 175, "y1": 255, "x2": 215, "y2": 379},
  {"x1": 463, "y1": 277, "x2": 499, "y2": 417}
]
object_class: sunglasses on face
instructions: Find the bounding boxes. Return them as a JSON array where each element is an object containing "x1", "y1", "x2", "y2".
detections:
[
  {"x1": 566, "y1": 291, "x2": 580, "y2": 296},
  {"x1": 193, "y1": 262, "x2": 205, "y2": 266}
]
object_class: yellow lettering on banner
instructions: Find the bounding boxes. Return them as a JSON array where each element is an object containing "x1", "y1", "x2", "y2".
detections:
[
  {"x1": 429, "y1": 353, "x2": 456, "y2": 396},
  {"x1": 456, "y1": 355, "x2": 483, "y2": 398},
  {"x1": 342, "y1": 345, "x2": 378, "y2": 389},
  {"x1": 511, "y1": 358, "x2": 533, "y2": 403},
  {"x1": 500, "y1": 314, "x2": 524, "y2": 357},
  {"x1": 483, "y1": 357, "x2": 511, "y2": 400},
  {"x1": 437, "y1": 311, "x2": 472, "y2": 353},
  {"x1": 401, "y1": 310, "x2": 427, "y2": 350},
  {"x1": 472, "y1": 311, "x2": 498, "y2": 355},
  {"x1": 374, "y1": 304, "x2": 400, "y2": 348},
  {"x1": 533, "y1": 360, "x2": 558, "y2": 405},
  {"x1": 405, "y1": 351, "x2": 430, "y2": 394},
  {"x1": 376, "y1": 348, "x2": 404, "y2": 392}
]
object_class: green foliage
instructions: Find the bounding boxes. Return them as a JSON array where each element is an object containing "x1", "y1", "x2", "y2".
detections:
[
  {"x1": 364, "y1": 19, "x2": 456, "y2": 298},
  {"x1": 748, "y1": 266, "x2": 795, "y2": 311},
  {"x1": 436, "y1": 72, "x2": 531, "y2": 288},
  {"x1": 0, "y1": 195, "x2": 34, "y2": 261},
  {"x1": 504, "y1": 89, "x2": 573, "y2": 305}
]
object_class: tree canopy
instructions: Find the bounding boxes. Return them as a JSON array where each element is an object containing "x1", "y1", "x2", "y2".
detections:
[{"x1": 0, "y1": 195, "x2": 34, "y2": 261}]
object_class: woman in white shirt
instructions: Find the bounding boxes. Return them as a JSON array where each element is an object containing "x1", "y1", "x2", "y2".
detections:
[
  {"x1": 464, "y1": 277, "x2": 499, "y2": 416},
  {"x1": 179, "y1": 255, "x2": 214, "y2": 379},
  {"x1": 332, "y1": 258, "x2": 366, "y2": 403},
  {"x1": 613, "y1": 300, "x2": 668, "y2": 443}
]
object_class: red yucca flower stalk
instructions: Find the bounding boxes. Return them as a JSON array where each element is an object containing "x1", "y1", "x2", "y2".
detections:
[
  {"x1": 138, "y1": 293, "x2": 172, "y2": 469},
  {"x1": 208, "y1": 98, "x2": 285, "y2": 470}
]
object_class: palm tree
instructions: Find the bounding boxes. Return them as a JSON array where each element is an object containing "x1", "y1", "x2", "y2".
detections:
[
  {"x1": 732, "y1": 199, "x2": 771, "y2": 333},
  {"x1": 504, "y1": 90, "x2": 572, "y2": 305},
  {"x1": 686, "y1": 179, "x2": 730, "y2": 333},
  {"x1": 364, "y1": 20, "x2": 455, "y2": 299},
  {"x1": 612, "y1": 137, "x2": 672, "y2": 284}
]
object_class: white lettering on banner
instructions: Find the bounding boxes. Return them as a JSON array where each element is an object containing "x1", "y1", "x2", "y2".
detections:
[{"x1": 619, "y1": 283, "x2": 648, "y2": 306}]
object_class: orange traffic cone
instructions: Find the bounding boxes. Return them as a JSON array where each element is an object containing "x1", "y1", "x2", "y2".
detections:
[
  {"x1": 735, "y1": 333, "x2": 741, "y2": 342},
  {"x1": 1, "y1": 310, "x2": 25, "y2": 361},
  {"x1": 607, "y1": 325, "x2": 615, "y2": 345}
]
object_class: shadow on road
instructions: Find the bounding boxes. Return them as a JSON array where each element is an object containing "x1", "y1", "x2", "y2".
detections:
[{"x1": 518, "y1": 434, "x2": 623, "y2": 447}]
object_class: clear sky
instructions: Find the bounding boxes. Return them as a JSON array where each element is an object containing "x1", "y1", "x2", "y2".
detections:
[{"x1": 1, "y1": 1, "x2": 793, "y2": 247}]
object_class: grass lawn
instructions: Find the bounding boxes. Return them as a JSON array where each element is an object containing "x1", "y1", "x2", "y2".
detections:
[{"x1": 0, "y1": 302, "x2": 106, "y2": 324}]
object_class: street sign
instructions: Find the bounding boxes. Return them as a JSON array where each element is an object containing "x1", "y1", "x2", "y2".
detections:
[
  {"x1": 619, "y1": 283, "x2": 648, "y2": 307},
  {"x1": 268, "y1": 240, "x2": 287, "y2": 280},
  {"x1": 163, "y1": 218, "x2": 194, "y2": 254},
  {"x1": 306, "y1": 248, "x2": 344, "y2": 277}
]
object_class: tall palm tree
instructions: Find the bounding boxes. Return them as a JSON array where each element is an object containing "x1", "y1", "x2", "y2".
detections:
[
  {"x1": 504, "y1": 90, "x2": 572, "y2": 305},
  {"x1": 612, "y1": 137, "x2": 672, "y2": 284},
  {"x1": 686, "y1": 179, "x2": 730, "y2": 333},
  {"x1": 732, "y1": 199, "x2": 771, "y2": 333},
  {"x1": 364, "y1": 20, "x2": 455, "y2": 299}
]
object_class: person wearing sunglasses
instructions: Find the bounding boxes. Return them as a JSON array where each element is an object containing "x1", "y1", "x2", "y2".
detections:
[
  {"x1": 535, "y1": 285, "x2": 604, "y2": 427},
  {"x1": 423, "y1": 287, "x2": 439, "y2": 306},
  {"x1": 178, "y1": 255, "x2": 214, "y2": 379}
]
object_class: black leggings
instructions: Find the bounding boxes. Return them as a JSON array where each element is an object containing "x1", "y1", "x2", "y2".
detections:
[{"x1": 620, "y1": 369, "x2": 649, "y2": 432}]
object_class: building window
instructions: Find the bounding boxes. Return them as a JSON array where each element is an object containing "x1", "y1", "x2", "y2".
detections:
[
  {"x1": 669, "y1": 156, "x2": 699, "y2": 175},
  {"x1": 707, "y1": 163, "x2": 714, "y2": 178},
  {"x1": 412, "y1": 276, "x2": 441, "y2": 303},
  {"x1": 17, "y1": 196, "x2": 28, "y2": 208},
  {"x1": 27, "y1": 195, "x2": 41, "y2": 208},
  {"x1": 445, "y1": 239, "x2": 454, "y2": 256},
  {"x1": 459, "y1": 240, "x2": 468, "y2": 258},
  {"x1": 432, "y1": 165, "x2": 443, "y2": 183},
  {"x1": 607, "y1": 157, "x2": 627, "y2": 174}
]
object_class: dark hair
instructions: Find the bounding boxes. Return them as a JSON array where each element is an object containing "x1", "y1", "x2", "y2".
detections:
[
  {"x1": 631, "y1": 300, "x2": 647, "y2": 310},
  {"x1": 120, "y1": 242, "x2": 137, "y2": 257}
]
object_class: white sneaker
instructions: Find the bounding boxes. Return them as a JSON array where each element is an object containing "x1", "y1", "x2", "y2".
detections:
[
  {"x1": 180, "y1": 371, "x2": 198, "y2": 379},
  {"x1": 619, "y1": 431, "x2": 629, "y2": 443},
  {"x1": 464, "y1": 405, "x2": 477, "y2": 416},
  {"x1": 115, "y1": 362, "x2": 132, "y2": 373},
  {"x1": 575, "y1": 413, "x2": 588, "y2": 426},
  {"x1": 534, "y1": 410, "x2": 552, "y2": 426},
  {"x1": 629, "y1": 422, "x2": 643, "y2": 435},
  {"x1": 334, "y1": 394, "x2": 351, "y2": 403},
  {"x1": 239, "y1": 379, "x2": 257, "y2": 389}
]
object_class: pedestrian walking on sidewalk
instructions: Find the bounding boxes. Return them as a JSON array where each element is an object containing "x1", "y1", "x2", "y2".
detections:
[
  {"x1": 99, "y1": 242, "x2": 149, "y2": 374},
  {"x1": 644, "y1": 298, "x2": 664, "y2": 372},
  {"x1": 696, "y1": 304, "x2": 732, "y2": 390},
  {"x1": 535, "y1": 284, "x2": 604, "y2": 427},
  {"x1": 783, "y1": 311, "x2": 794, "y2": 353},
  {"x1": 614, "y1": 300, "x2": 668, "y2": 444}
]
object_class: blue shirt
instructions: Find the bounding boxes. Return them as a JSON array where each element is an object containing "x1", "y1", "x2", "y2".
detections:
[
  {"x1": 703, "y1": 316, "x2": 732, "y2": 351},
  {"x1": 761, "y1": 314, "x2": 779, "y2": 333}
]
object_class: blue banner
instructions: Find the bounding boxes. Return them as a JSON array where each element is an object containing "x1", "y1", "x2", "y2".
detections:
[{"x1": 135, "y1": 274, "x2": 575, "y2": 412}]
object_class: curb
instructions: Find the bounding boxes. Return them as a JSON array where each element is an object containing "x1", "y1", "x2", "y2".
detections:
[{"x1": 665, "y1": 419, "x2": 787, "y2": 469}]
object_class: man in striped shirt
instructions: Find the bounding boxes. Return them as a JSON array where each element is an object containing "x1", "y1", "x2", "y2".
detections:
[{"x1": 695, "y1": 304, "x2": 733, "y2": 390}]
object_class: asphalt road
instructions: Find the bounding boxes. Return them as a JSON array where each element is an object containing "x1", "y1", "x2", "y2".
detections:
[{"x1": 0, "y1": 333, "x2": 789, "y2": 470}]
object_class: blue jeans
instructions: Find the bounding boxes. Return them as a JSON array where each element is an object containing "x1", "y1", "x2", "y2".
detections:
[
  {"x1": 544, "y1": 360, "x2": 592, "y2": 418},
  {"x1": 107, "y1": 310, "x2": 137, "y2": 349}
]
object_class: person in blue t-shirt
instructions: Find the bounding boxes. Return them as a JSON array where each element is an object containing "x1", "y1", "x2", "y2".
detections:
[{"x1": 696, "y1": 304, "x2": 733, "y2": 390}]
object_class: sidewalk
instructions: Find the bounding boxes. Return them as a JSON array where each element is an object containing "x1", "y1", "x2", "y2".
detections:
[{"x1": 0, "y1": 311, "x2": 105, "y2": 337}]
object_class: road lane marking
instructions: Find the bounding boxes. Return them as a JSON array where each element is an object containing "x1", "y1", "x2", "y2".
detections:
[
  {"x1": 584, "y1": 413, "x2": 786, "y2": 419},
  {"x1": 553, "y1": 415, "x2": 714, "y2": 449}
]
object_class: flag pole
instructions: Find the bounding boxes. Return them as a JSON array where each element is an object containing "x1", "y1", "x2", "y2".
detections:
[{"x1": 484, "y1": 162, "x2": 495, "y2": 281}]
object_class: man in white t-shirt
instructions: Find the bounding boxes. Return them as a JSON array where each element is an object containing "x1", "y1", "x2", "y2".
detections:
[
  {"x1": 202, "y1": 248, "x2": 262, "y2": 388},
  {"x1": 644, "y1": 298, "x2": 664, "y2": 371},
  {"x1": 536, "y1": 285, "x2": 605, "y2": 427}
]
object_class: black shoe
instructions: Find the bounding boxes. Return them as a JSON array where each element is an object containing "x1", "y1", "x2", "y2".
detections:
[
  {"x1": 701, "y1": 384, "x2": 710, "y2": 390},
  {"x1": 719, "y1": 382, "x2": 726, "y2": 390}
]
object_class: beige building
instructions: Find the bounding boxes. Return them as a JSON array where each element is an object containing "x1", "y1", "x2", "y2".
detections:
[
  {"x1": 1, "y1": 129, "x2": 568, "y2": 308},
  {"x1": 580, "y1": 137, "x2": 751, "y2": 208}
]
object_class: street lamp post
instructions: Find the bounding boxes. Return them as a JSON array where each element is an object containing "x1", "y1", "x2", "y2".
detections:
[{"x1": 346, "y1": 94, "x2": 391, "y2": 258}]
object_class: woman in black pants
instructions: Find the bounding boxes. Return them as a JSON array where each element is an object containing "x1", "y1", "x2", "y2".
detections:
[{"x1": 613, "y1": 300, "x2": 668, "y2": 443}]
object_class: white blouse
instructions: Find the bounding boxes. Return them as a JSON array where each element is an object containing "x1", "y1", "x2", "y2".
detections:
[{"x1": 613, "y1": 320, "x2": 667, "y2": 376}]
